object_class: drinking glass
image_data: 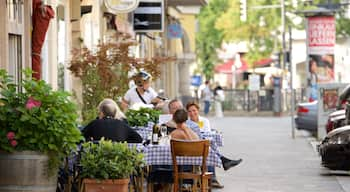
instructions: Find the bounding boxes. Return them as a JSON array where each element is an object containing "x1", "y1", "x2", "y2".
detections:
[{"x1": 160, "y1": 125, "x2": 167, "y2": 137}]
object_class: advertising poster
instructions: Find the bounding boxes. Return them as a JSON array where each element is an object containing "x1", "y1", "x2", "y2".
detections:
[
  {"x1": 322, "y1": 88, "x2": 338, "y2": 111},
  {"x1": 307, "y1": 16, "x2": 335, "y2": 101}
]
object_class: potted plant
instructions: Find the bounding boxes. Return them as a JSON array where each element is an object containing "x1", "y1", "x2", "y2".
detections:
[
  {"x1": 0, "y1": 69, "x2": 82, "y2": 191},
  {"x1": 125, "y1": 107, "x2": 162, "y2": 127},
  {"x1": 79, "y1": 138, "x2": 144, "y2": 192},
  {"x1": 68, "y1": 33, "x2": 173, "y2": 125}
]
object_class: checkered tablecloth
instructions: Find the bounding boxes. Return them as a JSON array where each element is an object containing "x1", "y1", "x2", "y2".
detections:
[
  {"x1": 143, "y1": 144, "x2": 222, "y2": 167},
  {"x1": 135, "y1": 127, "x2": 224, "y2": 147},
  {"x1": 201, "y1": 131, "x2": 224, "y2": 147}
]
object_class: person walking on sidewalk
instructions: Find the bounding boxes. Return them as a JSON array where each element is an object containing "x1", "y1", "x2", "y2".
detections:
[
  {"x1": 213, "y1": 83, "x2": 224, "y2": 118},
  {"x1": 201, "y1": 80, "x2": 212, "y2": 116}
]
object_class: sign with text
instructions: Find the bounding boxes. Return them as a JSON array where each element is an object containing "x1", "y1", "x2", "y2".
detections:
[
  {"x1": 306, "y1": 15, "x2": 336, "y2": 101},
  {"x1": 132, "y1": 0, "x2": 164, "y2": 32},
  {"x1": 307, "y1": 16, "x2": 335, "y2": 55}
]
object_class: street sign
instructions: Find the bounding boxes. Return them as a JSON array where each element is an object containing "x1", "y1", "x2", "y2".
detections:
[
  {"x1": 132, "y1": 0, "x2": 164, "y2": 32},
  {"x1": 248, "y1": 74, "x2": 260, "y2": 91},
  {"x1": 191, "y1": 75, "x2": 202, "y2": 87}
]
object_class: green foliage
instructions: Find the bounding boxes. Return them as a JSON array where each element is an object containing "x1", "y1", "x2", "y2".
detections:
[
  {"x1": 0, "y1": 69, "x2": 83, "y2": 172},
  {"x1": 215, "y1": 0, "x2": 287, "y2": 66},
  {"x1": 80, "y1": 139, "x2": 144, "y2": 179},
  {"x1": 125, "y1": 107, "x2": 161, "y2": 127},
  {"x1": 211, "y1": 0, "x2": 350, "y2": 66},
  {"x1": 196, "y1": 0, "x2": 229, "y2": 80}
]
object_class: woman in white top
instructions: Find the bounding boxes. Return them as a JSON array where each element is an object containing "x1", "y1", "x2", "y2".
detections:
[
  {"x1": 121, "y1": 71, "x2": 161, "y2": 111},
  {"x1": 186, "y1": 101, "x2": 211, "y2": 132}
]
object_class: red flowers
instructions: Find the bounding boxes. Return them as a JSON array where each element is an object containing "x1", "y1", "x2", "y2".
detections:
[
  {"x1": 6, "y1": 131, "x2": 17, "y2": 147},
  {"x1": 10, "y1": 140, "x2": 17, "y2": 147},
  {"x1": 25, "y1": 97, "x2": 42, "y2": 110},
  {"x1": 6, "y1": 132, "x2": 15, "y2": 140}
]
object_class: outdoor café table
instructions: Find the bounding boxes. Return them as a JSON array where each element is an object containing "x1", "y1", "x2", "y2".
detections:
[
  {"x1": 200, "y1": 131, "x2": 224, "y2": 147},
  {"x1": 135, "y1": 126, "x2": 152, "y2": 140},
  {"x1": 143, "y1": 144, "x2": 222, "y2": 167},
  {"x1": 135, "y1": 126, "x2": 224, "y2": 148}
]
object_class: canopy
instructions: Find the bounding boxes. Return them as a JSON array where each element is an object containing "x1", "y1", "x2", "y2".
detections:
[
  {"x1": 215, "y1": 59, "x2": 248, "y2": 74},
  {"x1": 254, "y1": 58, "x2": 273, "y2": 67},
  {"x1": 32, "y1": 0, "x2": 54, "y2": 80}
]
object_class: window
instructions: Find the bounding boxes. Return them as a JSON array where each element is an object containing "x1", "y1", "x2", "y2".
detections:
[
  {"x1": 7, "y1": 0, "x2": 23, "y2": 24},
  {"x1": 8, "y1": 34, "x2": 22, "y2": 84}
]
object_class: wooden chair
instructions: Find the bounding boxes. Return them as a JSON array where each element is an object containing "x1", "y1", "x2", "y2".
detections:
[{"x1": 170, "y1": 139, "x2": 213, "y2": 192}]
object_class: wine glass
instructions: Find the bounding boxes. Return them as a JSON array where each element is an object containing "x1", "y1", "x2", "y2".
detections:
[{"x1": 160, "y1": 125, "x2": 167, "y2": 137}]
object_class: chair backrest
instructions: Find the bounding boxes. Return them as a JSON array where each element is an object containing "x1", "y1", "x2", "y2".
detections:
[{"x1": 170, "y1": 139, "x2": 210, "y2": 171}]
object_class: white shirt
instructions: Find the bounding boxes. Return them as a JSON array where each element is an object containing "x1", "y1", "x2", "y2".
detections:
[
  {"x1": 202, "y1": 85, "x2": 212, "y2": 101},
  {"x1": 124, "y1": 87, "x2": 158, "y2": 107}
]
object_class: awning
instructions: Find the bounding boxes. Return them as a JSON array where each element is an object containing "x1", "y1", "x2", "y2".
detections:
[
  {"x1": 214, "y1": 59, "x2": 248, "y2": 74},
  {"x1": 254, "y1": 58, "x2": 273, "y2": 67},
  {"x1": 32, "y1": 0, "x2": 54, "y2": 80}
]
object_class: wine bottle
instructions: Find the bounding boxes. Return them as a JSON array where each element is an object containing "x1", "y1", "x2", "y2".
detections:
[{"x1": 152, "y1": 123, "x2": 160, "y2": 145}]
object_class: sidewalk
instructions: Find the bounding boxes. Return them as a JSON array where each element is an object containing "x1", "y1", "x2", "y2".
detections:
[{"x1": 209, "y1": 116, "x2": 350, "y2": 192}]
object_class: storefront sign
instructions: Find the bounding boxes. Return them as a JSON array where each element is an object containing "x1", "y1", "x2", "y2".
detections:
[{"x1": 133, "y1": 0, "x2": 164, "y2": 32}]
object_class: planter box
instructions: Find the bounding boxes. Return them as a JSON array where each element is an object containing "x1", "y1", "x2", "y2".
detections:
[
  {"x1": 0, "y1": 151, "x2": 57, "y2": 192},
  {"x1": 83, "y1": 178, "x2": 129, "y2": 192}
]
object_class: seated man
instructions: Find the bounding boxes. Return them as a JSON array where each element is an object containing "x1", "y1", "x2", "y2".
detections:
[
  {"x1": 170, "y1": 109, "x2": 199, "y2": 141},
  {"x1": 167, "y1": 99, "x2": 242, "y2": 188},
  {"x1": 83, "y1": 98, "x2": 142, "y2": 143}
]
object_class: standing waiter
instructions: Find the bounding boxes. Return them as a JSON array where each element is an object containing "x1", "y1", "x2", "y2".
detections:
[{"x1": 121, "y1": 71, "x2": 162, "y2": 111}]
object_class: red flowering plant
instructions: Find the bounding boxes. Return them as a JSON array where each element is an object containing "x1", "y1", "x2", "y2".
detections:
[{"x1": 0, "y1": 69, "x2": 83, "y2": 170}]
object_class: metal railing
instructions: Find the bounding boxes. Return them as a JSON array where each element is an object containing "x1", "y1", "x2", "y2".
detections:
[{"x1": 219, "y1": 88, "x2": 307, "y2": 112}]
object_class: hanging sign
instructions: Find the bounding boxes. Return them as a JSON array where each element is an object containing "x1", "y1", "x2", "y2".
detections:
[
  {"x1": 167, "y1": 24, "x2": 183, "y2": 39},
  {"x1": 133, "y1": 0, "x2": 164, "y2": 32},
  {"x1": 307, "y1": 16, "x2": 335, "y2": 55},
  {"x1": 306, "y1": 15, "x2": 335, "y2": 101}
]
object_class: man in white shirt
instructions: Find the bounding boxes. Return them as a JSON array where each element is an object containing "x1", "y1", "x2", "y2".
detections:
[
  {"x1": 121, "y1": 71, "x2": 161, "y2": 111},
  {"x1": 201, "y1": 80, "x2": 212, "y2": 115}
]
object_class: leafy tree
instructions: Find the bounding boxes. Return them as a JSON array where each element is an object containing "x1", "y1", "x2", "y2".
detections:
[
  {"x1": 215, "y1": 0, "x2": 295, "y2": 67},
  {"x1": 197, "y1": 0, "x2": 350, "y2": 72},
  {"x1": 196, "y1": 0, "x2": 229, "y2": 80}
]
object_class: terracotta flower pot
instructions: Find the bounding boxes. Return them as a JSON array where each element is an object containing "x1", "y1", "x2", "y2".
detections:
[{"x1": 83, "y1": 178, "x2": 130, "y2": 192}]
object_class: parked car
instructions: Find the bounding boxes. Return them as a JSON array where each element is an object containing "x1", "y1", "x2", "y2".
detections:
[
  {"x1": 325, "y1": 109, "x2": 346, "y2": 133},
  {"x1": 295, "y1": 100, "x2": 318, "y2": 132},
  {"x1": 318, "y1": 125, "x2": 350, "y2": 170},
  {"x1": 325, "y1": 85, "x2": 350, "y2": 133}
]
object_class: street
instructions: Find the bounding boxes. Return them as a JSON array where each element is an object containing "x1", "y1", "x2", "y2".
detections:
[{"x1": 209, "y1": 116, "x2": 350, "y2": 192}]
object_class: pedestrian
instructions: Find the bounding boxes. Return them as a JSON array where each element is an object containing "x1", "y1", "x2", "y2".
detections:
[
  {"x1": 214, "y1": 83, "x2": 224, "y2": 118},
  {"x1": 201, "y1": 80, "x2": 212, "y2": 116}
]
